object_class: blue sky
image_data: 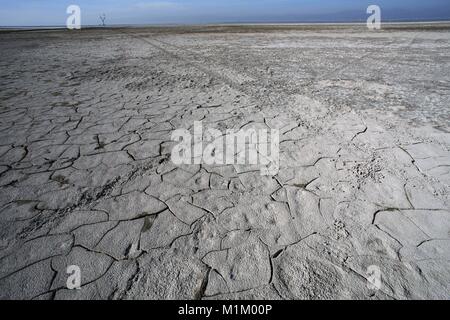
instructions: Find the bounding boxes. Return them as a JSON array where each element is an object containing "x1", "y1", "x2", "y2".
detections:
[{"x1": 1, "y1": 0, "x2": 449, "y2": 26}]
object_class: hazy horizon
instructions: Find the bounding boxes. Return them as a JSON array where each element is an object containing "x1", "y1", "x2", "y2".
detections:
[{"x1": 0, "y1": 0, "x2": 450, "y2": 27}]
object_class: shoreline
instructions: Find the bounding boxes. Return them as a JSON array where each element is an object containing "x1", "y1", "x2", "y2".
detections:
[{"x1": 2, "y1": 20, "x2": 450, "y2": 32}]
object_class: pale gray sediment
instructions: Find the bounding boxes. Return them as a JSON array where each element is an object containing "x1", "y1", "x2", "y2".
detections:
[{"x1": 0, "y1": 24, "x2": 449, "y2": 299}]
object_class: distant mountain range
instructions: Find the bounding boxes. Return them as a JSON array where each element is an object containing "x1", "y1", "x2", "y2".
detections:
[{"x1": 229, "y1": 6, "x2": 450, "y2": 23}]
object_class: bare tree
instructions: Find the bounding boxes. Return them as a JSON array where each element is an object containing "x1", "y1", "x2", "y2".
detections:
[{"x1": 99, "y1": 14, "x2": 106, "y2": 27}]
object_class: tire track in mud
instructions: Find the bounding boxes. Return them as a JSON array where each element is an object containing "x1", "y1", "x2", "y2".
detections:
[
  {"x1": 148, "y1": 36, "x2": 298, "y2": 110},
  {"x1": 119, "y1": 31, "x2": 248, "y2": 95},
  {"x1": 118, "y1": 31, "x2": 311, "y2": 124},
  {"x1": 138, "y1": 35, "x2": 372, "y2": 131}
]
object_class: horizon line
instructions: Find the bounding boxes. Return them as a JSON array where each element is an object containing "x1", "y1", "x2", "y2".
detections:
[{"x1": 2, "y1": 18, "x2": 450, "y2": 30}]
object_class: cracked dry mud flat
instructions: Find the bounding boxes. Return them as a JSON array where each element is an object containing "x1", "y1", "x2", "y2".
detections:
[{"x1": 0, "y1": 25, "x2": 449, "y2": 300}]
